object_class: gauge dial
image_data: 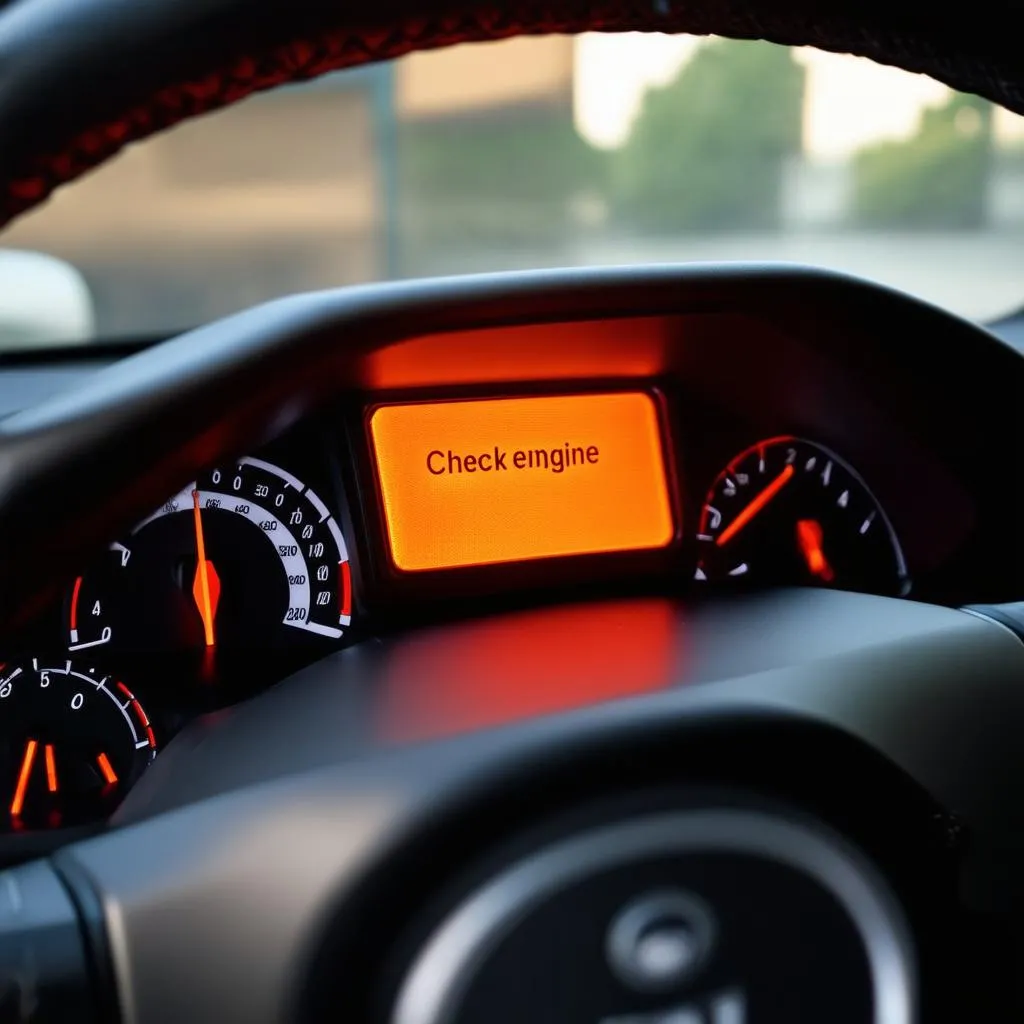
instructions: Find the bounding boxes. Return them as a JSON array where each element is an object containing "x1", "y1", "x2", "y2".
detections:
[
  {"x1": 0, "y1": 659, "x2": 156, "y2": 831},
  {"x1": 697, "y1": 437, "x2": 908, "y2": 594},
  {"x1": 68, "y1": 457, "x2": 353, "y2": 655}
]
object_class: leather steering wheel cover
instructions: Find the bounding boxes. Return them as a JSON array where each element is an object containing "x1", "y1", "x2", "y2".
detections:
[{"x1": 0, "y1": 0, "x2": 1022, "y2": 231}]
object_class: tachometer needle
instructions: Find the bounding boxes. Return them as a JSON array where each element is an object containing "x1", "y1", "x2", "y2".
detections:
[
  {"x1": 192, "y1": 489, "x2": 220, "y2": 647},
  {"x1": 796, "y1": 518, "x2": 835, "y2": 583},
  {"x1": 10, "y1": 739, "x2": 37, "y2": 818},
  {"x1": 44, "y1": 744, "x2": 57, "y2": 794},
  {"x1": 716, "y1": 464, "x2": 795, "y2": 546}
]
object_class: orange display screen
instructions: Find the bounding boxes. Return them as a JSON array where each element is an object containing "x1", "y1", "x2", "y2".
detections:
[{"x1": 369, "y1": 392, "x2": 675, "y2": 572}]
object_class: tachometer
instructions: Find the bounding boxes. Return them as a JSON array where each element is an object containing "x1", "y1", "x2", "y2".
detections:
[
  {"x1": 0, "y1": 659, "x2": 156, "y2": 831},
  {"x1": 696, "y1": 437, "x2": 908, "y2": 594},
  {"x1": 68, "y1": 457, "x2": 353, "y2": 654}
]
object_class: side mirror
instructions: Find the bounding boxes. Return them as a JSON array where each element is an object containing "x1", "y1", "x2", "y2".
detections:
[{"x1": 0, "y1": 249, "x2": 95, "y2": 350}]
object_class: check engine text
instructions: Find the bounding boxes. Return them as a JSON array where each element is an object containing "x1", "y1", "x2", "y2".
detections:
[{"x1": 426, "y1": 444, "x2": 600, "y2": 475}]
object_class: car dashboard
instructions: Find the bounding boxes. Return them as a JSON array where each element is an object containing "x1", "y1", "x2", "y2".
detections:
[{"x1": 0, "y1": 263, "x2": 1021, "y2": 848}]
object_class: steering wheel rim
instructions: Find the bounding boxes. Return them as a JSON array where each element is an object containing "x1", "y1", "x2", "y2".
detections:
[{"x1": 1, "y1": 0, "x2": 1024, "y2": 230}]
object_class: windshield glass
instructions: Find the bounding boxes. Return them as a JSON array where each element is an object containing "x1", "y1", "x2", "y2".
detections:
[{"x1": 3, "y1": 34, "x2": 1024, "y2": 349}]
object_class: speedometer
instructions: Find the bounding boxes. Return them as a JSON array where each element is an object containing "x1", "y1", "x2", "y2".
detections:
[{"x1": 68, "y1": 457, "x2": 353, "y2": 655}]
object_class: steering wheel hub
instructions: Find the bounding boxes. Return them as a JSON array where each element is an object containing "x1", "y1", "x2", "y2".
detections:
[{"x1": 393, "y1": 809, "x2": 914, "y2": 1024}]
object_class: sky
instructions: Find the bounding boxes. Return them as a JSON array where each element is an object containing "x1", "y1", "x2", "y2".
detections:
[{"x1": 573, "y1": 34, "x2": 1024, "y2": 158}]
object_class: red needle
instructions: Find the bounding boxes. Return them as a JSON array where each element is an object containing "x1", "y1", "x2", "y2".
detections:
[
  {"x1": 192, "y1": 490, "x2": 220, "y2": 647},
  {"x1": 796, "y1": 518, "x2": 835, "y2": 582},
  {"x1": 10, "y1": 739, "x2": 37, "y2": 818},
  {"x1": 44, "y1": 744, "x2": 57, "y2": 793},
  {"x1": 716, "y1": 464, "x2": 795, "y2": 546},
  {"x1": 96, "y1": 752, "x2": 118, "y2": 785}
]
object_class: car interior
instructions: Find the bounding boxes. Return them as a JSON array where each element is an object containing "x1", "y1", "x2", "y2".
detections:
[{"x1": 0, "y1": 0, "x2": 1023, "y2": 1020}]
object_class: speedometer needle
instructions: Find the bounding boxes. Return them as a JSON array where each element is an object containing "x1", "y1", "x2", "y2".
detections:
[
  {"x1": 192, "y1": 490, "x2": 220, "y2": 647},
  {"x1": 716, "y1": 464, "x2": 795, "y2": 546}
]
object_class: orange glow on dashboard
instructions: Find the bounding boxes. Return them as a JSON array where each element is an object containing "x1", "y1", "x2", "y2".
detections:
[
  {"x1": 360, "y1": 318, "x2": 670, "y2": 390},
  {"x1": 377, "y1": 600, "x2": 679, "y2": 743},
  {"x1": 369, "y1": 393, "x2": 674, "y2": 571}
]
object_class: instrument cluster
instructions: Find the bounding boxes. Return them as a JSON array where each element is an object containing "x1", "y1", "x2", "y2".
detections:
[{"x1": 0, "y1": 319, "x2": 973, "y2": 836}]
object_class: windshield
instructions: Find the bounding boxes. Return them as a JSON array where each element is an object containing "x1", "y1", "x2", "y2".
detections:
[{"x1": 3, "y1": 34, "x2": 1024, "y2": 349}]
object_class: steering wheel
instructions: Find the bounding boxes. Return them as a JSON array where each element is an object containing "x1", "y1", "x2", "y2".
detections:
[{"x1": 1, "y1": 1, "x2": 1024, "y2": 1022}]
